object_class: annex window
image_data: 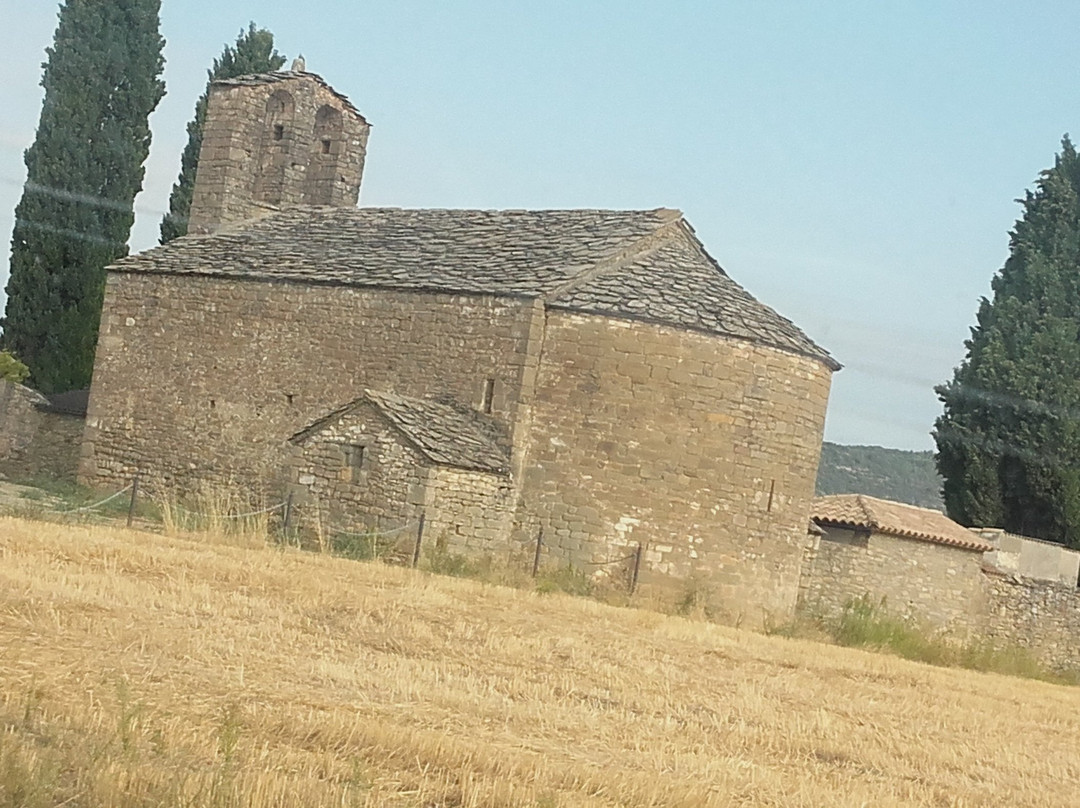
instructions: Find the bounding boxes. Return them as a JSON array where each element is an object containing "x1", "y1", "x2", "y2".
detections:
[
  {"x1": 273, "y1": 124, "x2": 285, "y2": 141},
  {"x1": 344, "y1": 444, "x2": 365, "y2": 482},
  {"x1": 481, "y1": 378, "x2": 496, "y2": 414}
]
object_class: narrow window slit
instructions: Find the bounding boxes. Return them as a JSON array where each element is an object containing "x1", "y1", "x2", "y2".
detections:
[
  {"x1": 345, "y1": 445, "x2": 365, "y2": 482},
  {"x1": 481, "y1": 378, "x2": 496, "y2": 414}
]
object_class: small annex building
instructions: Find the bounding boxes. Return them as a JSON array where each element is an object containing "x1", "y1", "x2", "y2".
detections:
[
  {"x1": 801, "y1": 494, "x2": 994, "y2": 629},
  {"x1": 286, "y1": 389, "x2": 514, "y2": 556},
  {"x1": 80, "y1": 68, "x2": 838, "y2": 622}
]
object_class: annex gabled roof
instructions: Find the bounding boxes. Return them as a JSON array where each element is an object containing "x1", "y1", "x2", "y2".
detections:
[
  {"x1": 289, "y1": 390, "x2": 510, "y2": 475},
  {"x1": 811, "y1": 494, "x2": 993, "y2": 553},
  {"x1": 213, "y1": 70, "x2": 368, "y2": 123},
  {"x1": 110, "y1": 206, "x2": 838, "y2": 369}
]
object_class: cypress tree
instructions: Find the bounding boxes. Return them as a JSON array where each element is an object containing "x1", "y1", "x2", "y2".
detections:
[
  {"x1": 159, "y1": 23, "x2": 285, "y2": 243},
  {"x1": 934, "y1": 138, "x2": 1080, "y2": 547},
  {"x1": 1, "y1": 0, "x2": 165, "y2": 394}
]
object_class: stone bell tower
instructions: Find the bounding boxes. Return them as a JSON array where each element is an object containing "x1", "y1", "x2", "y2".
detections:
[{"x1": 186, "y1": 69, "x2": 371, "y2": 235}]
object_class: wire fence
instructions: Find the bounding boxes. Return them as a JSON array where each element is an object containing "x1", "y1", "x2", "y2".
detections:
[
  {"x1": 171, "y1": 500, "x2": 286, "y2": 520},
  {"x1": 52, "y1": 484, "x2": 133, "y2": 514},
  {"x1": 14, "y1": 469, "x2": 647, "y2": 593},
  {"x1": 323, "y1": 520, "x2": 419, "y2": 540}
]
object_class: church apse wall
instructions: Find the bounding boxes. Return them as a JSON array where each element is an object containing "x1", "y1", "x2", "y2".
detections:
[{"x1": 520, "y1": 311, "x2": 832, "y2": 625}]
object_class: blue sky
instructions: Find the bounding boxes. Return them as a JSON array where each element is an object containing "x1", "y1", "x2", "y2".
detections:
[{"x1": 3, "y1": 1, "x2": 1079, "y2": 450}]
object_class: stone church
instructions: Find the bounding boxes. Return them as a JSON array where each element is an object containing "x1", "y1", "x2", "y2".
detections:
[{"x1": 80, "y1": 69, "x2": 838, "y2": 622}]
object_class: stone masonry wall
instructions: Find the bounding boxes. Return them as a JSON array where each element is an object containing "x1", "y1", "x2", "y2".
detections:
[
  {"x1": 519, "y1": 311, "x2": 833, "y2": 626},
  {"x1": 188, "y1": 75, "x2": 370, "y2": 235},
  {"x1": 979, "y1": 573, "x2": 1080, "y2": 671},
  {"x1": 797, "y1": 526, "x2": 986, "y2": 630},
  {"x1": 83, "y1": 273, "x2": 535, "y2": 494},
  {"x1": 425, "y1": 466, "x2": 515, "y2": 557}
]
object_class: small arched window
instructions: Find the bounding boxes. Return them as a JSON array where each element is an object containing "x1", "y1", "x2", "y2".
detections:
[{"x1": 265, "y1": 90, "x2": 295, "y2": 135}]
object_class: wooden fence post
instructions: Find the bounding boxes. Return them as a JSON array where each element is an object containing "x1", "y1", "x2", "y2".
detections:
[
  {"x1": 126, "y1": 470, "x2": 140, "y2": 527},
  {"x1": 532, "y1": 528, "x2": 544, "y2": 578},
  {"x1": 412, "y1": 511, "x2": 426, "y2": 568}
]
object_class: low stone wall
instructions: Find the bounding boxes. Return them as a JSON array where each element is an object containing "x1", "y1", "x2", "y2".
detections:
[
  {"x1": 976, "y1": 528, "x2": 1080, "y2": 586},
  {"x1": 797, "y1": 523, "x2": 1080, "y2": 672},
  {"x1": 0, "y1": 382, "x2": 82, "y2": 482},
  {"x1": 0, "y1": 381, "x2": 45, "y2": 461},
  {"x1": 980, "y1": 572, "x2": 1080, "y2": 671}
]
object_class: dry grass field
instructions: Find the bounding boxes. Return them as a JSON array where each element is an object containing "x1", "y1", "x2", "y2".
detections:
[{"x1": 2, "y1": 516, "x2": 1080, "y2": 807}]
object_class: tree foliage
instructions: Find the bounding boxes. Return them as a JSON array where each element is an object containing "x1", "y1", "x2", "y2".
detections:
[
  {"x1": 159, "y1": 23, "x2": 285, "y2": 243},
  {"x1": 0, "y1": 351, "x2": 30, "y2": 384},
  {"x1": 1, "y1": 0, "x2": 165, "y2": 394},
  {"x1": 934, "y1": 138, "x2": 1080, "y2": 546}
]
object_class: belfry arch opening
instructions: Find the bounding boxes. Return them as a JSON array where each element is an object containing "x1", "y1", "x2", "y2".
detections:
[
  {"x1": 304, "y1": 105, "x2": 345, "y2": 205},
  {"x1": 253, "y1": 90, "x2": 296, "y2": 205}
]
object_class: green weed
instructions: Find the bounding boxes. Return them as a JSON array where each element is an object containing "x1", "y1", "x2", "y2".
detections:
[
  {"x1": 830, "y1": 595, "x2": 1079, "y2": 683},
  {"x1": 536, "y1": 565, "x2": 594, "y2": 597}
]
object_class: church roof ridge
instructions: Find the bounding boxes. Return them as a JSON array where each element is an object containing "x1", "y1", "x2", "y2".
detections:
[{"x1": 111, "y1": 206, "x2": 835, "y2": 368}]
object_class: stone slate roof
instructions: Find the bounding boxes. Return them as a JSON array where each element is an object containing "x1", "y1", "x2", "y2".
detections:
[
  {"x1": 110, "y1": 206, "x2": 837, "y2": 369},
  {"x1": 36, "y1": 388, "x2": 90, "y2": 417},
  {"x1": 811, "y1": 494, "x2": 993, "y2": 553},
  {"x1": 290, "y1": 390, "x2": 509, "y2": 475},
  {"x1": 213, "y1": 70, "x2": 368, "y2": 123}
]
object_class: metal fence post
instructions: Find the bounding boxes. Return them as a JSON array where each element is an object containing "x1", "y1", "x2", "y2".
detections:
[
  {"x1": 412, "y1": 511, "x2": 426, "y2": 568},
  {"x1": 282, "y1": 490, "x2": 294, "y2": 536},
  {"x1": 630, "y1": 542, "x2": 643, "y2": 595},
  {"x1": 532, "y1": 528, "x2": 544, "y2": 578},
  {"x1": 126, "y1": 470, "x2": 140, "y2": 527}
]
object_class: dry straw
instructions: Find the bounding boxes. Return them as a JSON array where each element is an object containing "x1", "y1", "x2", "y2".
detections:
[{"x1": 2, "y1": 515, "x2": 1080, "y2": 806}]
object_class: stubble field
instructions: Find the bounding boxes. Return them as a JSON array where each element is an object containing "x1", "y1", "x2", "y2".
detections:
[{"x1": 1, "y1": 515, "x2": 1079, "y2": 807}]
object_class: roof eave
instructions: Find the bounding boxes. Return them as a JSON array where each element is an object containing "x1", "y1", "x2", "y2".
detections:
[{"x1": 812, "y1": 517, "x2": 992, "y2": 553}]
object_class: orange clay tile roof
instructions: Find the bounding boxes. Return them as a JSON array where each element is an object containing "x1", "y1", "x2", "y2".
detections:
[{"x1": 811, "y1": 494, "x2": 994, "y2": 553}]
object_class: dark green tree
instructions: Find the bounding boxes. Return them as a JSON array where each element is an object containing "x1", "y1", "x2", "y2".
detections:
[
  {"x1": 2, "y1": 0, "x2": 165, "y2": 394},
  {"x1": 934, "y1": 138, "x2": 1080, "y2": 546},
  {"x1": 159, "y1": 23, "x2": 285, "y2": 243}
]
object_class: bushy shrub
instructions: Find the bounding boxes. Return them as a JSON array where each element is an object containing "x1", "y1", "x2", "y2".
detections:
[{"x1": 0, "y1": 351, "x2": 30, "y2": 384}]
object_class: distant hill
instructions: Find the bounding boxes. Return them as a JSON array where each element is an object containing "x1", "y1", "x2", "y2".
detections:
[{"x1": 816, "y1": 442, "x2": 944, "y2": 510}]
